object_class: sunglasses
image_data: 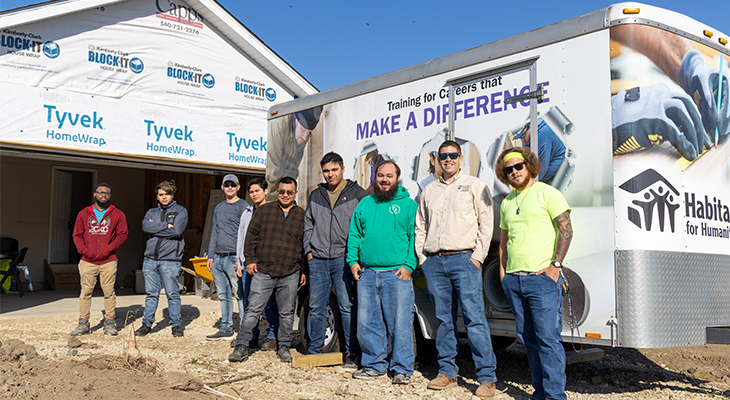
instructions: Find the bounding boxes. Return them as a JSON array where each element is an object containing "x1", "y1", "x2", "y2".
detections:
[
  {"x1": 438, "y1": 152, "x2": 460, "y2": 161},
  {"x1": 277, "y1": 189, "x2": 296, "y2": 196},
  {"x1": 503, "y1": 162, "x2": 525, "y2": 175},
  {"x1": 223, "y1": 182, "x2": 238, "y2": 188}
]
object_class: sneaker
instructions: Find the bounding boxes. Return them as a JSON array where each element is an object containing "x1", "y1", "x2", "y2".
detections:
[
  {"x1": 352, "y1": 368, "x2": 384, "y2": 380},
  {"x1": 206, "y1": 331, "x2": 234, "y2": 341},
  {"x1": 103, "y1": 318, "x2": 118, "y2": 336},
  {"x1": 228, "y1": 345, "x2": 249, "y2": 363},
  {"x1": 70, "y1": 318, "x2": 90, "y2": 336},
  {"x1": 342, "y1": 355, "x2": 358, "y2": 372},
  {"x1": 135, "y1": 325, "x2": 152, "y2": 337},
  {"x1": 277, "y1": 347, "x2": 292, "y2": 363},
  {"x1": 475, "y1": 381, "x2": 496, "y2": 398},
  {"x1": 427, "y1": 373, "x2": 457, "y2": 390},
  {"x1": 392, "y1": 372, "x2": 411, "y2": 385},
  {"x1": 261, "y1": 338, "x2": 276, "y2": 351},
  {"x1": 171, "y1": 326, "x2": 184, "y2": 337}
]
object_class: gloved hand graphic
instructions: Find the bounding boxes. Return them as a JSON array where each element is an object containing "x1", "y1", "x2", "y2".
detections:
[
  {"x1": 612, "y1": 83, "x2": 711, "y2": 160},
  {"x1": 679, "y1": 49, "x2": 730, "y2": 142}
]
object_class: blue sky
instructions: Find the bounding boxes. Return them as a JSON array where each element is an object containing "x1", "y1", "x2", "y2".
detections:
[{"x1": 2, "y1": 0, "x2": 729, "y2": 91}]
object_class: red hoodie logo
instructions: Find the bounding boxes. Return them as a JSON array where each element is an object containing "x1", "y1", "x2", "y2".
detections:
[{"x1": 87, "y1": 215, "x2": 110, "y2": 235}]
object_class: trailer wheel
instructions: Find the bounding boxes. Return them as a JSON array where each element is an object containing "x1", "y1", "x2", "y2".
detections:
[
  {"x1": 483, "y1": 259, "x2": 511, "y2": 312},
  {"x1": 298, "y1": 293, "x2": 343, "y2": 354}
]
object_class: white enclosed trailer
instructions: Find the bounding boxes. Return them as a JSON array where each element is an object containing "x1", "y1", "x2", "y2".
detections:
[{"x1": 268, "y1": 3, "x2": 730, "y2": 350}]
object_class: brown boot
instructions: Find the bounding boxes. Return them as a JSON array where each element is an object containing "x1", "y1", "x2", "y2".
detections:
[
  {"x1": 427, "y1": 374, "x2": 457, "y2": 390},
  {"x1": 475, "y1": 381, "x2": 496, "y2": 398}
]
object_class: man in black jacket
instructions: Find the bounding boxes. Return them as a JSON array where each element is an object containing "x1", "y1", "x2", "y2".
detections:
[
  {"x1": 136, "y1": 180, "x2": 188, "y2": 337},
  {"x1": 304, "y1": 152, "x2": 366, "y2": 369}
]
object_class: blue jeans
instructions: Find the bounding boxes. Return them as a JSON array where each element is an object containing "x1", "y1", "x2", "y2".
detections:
[
  {"x1": 141, "y1": 258, "x2": 181, "y2": 327},
  {"x1": 308, "y1": 256, "x2": 359, "y2": 355},
  {"x1": 357, "y1": 267, "x2": 414, "y2": 376},
  {"x1": 211, "y1": 255, "x2": 244, "y2": 334},
  {"x1": 239, "y1": 271, "x2": 278, "y2": 341},
  {"x1": 502, "y1": 273, "x2": 566, "y2": 400},
  {"x1": 421, "y1": 252, "x2": 497, "y2": 383},
  {"x1": 236, "y1": 272, "x2": 299, "y2": 348}
]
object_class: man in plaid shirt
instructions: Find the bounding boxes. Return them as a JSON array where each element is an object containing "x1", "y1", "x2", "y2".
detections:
[{"x1": 229, "y1": 176, "x2": 307, "y2": 363}]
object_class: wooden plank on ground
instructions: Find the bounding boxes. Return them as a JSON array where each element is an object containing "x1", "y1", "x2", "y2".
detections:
[
  {"x1": 292, "y1": 352, "x2": 343, "y2": 368},
  {"x1": 566, "y1": 348, "x2": 604, "y2": 365}
]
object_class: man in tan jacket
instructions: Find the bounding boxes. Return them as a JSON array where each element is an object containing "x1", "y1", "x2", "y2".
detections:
[{"x1": 415, "y1": 140, "x2": 497, "y2": 399}]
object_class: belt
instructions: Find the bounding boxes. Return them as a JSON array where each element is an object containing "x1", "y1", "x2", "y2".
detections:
[
  {"x1": 428, "y1": 249, "x2": 472, "y2": 257},
  {"x1": 510, "y1": 271, "x2": 538, "y2": 276},
  {"x1": 217, "y1": 252, "x2": 235, "y2": 257}
]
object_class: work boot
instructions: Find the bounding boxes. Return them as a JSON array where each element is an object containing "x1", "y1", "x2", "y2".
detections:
[
  {"x1": 70, "y1": 318, "x2": 90, "y2": 336},
  {"x1": 261, "y1": 338, "x2": 276, "y2": 351},
  {"x1": 228, "y1": 345, "x2": 249, "y2": 362},
  {"x1": 277, "y1": 346, "x2": 292, "y2": 363},
  {"x1": 135, "y1": 325, "x2": 152, "y2": 336},
  {"x1": 475, "y1": 381, "x2": 496, "y2": 398},
  {"x1": 427, "y1": 374, "x2": 457, "y2": 390},
  {"x1": 103, "y1": 318, "x2": 118, "y2": 336},
  {"x1": 171, "y1": 326, "x2": 184, "y2": 337}
]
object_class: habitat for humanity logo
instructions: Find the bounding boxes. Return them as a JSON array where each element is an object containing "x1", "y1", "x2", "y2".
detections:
[
  {"x1": 87, "y1": 44, "x2": 143, "y2": 74},
  {"x1": 1, "y1": 29, "x2": 59, "y2": 59},
  {"x1": 235, "y1": 77, "x2": 275, "y2": 102},
  {"x1": 618, "y1": 169, "x2": 680, "y2": 233},
  {"x1": 155, "y1": 0, "x2": 204, "y2": 28},
  {"x1": 167, "y1": 61, "x2": 214, "y2": 89}
]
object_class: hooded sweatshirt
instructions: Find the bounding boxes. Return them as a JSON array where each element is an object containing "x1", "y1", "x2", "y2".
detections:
[
  {"x1": 72, "y1": 205, "x2": 128, "y2": 264},
  {"x1": 142, "y1": 200, "x2": 188, "y2": 261},
  {"x1": 346, "y1": 185, "x2": 418, "y2": 271}
]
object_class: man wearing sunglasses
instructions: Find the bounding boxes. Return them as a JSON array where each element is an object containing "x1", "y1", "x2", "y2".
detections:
[
  {"x1": 71, "y1": 183, "x2": 128, "y2": 336},
  {"x1": 495, "y1": 147, "x2": 572, "y2": 400},
  {"x1": 230, "y1": 176, "x2": 307, "y2": 364},
  {"x1": 206, "y1": 174, "x2": 249, "y2": 341},
  {"x1": 415, "y1": 140, "x2": 498, "y2": 398}
]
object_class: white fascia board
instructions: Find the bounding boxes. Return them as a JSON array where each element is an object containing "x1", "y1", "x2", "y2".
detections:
[
  {"x1": 191, "y1": 0, "x2": 318, "y2": 97},
  {"x1": 0, "y1": 0, "x2": 125, "y2": 29}
]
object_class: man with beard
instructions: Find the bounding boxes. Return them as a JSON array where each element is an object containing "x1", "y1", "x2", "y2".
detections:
[
  {"x1": 71, "y1": 183, "x2": 128, "y2": 336},
  {"x1": 347, "y1": 161, "x2": 417, "y2": 385},
  {"x1": 495, "y1": 147, "x2": 572, "y2": 400},
  {"x1": 415, "y1": 140, "x2": 497, "y2": 398},
  {"x1": 229, "y1": 177, "x2": 307, "y2": 364}
]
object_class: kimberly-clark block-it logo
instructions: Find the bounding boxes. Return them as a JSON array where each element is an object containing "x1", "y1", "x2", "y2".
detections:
[
  {"x1": 618, "y1": 169, "x2": 680, "y2": 233},
  {"x1": 42, "y1": 41, "x2": 60, "y2": 58}
]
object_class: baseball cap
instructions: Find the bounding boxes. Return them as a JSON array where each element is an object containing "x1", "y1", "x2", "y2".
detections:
[{"x1": 222, "y1": 174, "x2": 239, "y2": 185}]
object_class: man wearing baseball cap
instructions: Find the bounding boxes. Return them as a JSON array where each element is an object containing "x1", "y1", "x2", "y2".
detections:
[{"x1": 206, "y1": 174, "x2": 249, "y2": 340}]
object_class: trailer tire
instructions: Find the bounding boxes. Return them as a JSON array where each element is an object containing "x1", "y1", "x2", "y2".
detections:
[{"x1": 298, "y1": 293, "x2": 343, "y2": 354}]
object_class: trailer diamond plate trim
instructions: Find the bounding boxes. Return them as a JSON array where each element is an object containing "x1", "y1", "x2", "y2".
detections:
[{"x1": 616, "y1": 250, "x2": 730, "y2": 348}]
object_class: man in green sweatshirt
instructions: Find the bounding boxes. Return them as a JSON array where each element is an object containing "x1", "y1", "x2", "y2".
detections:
[{"x1": 347, "y1": 161, "x2": 418, "y2": 385}]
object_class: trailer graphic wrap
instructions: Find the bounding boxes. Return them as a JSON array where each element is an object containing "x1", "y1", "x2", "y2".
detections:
[
  {"x1": 269, "y1": 30, "x2": 618, "y2": 342},
  {"x1": 0, "y1": 0, "x2": 293, "y2": 169},
  {"x1": 610, "y1": 24, "x2": 730, "y2": 256}
]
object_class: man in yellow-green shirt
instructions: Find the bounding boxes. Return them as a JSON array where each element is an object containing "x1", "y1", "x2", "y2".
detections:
[{"x1": 495, "y1": 147, "x2": 573, "y2": 400}]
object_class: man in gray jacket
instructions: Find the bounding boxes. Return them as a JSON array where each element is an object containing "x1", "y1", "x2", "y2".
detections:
[
  {"x1": 304, "y1": 152, "x2": 366, "y2": 369},
  {"x1": 136, "y1": 180, "x2": 188, "y2": 337}
]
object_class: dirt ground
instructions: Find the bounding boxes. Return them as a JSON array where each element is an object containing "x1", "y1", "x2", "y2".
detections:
[{"x1": 1, "y1": 308, "x2": 729, "y2": 399}]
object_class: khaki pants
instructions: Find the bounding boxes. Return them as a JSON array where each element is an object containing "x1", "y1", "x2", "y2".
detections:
[{"x1": 78, "y1": 260, "x2": 117, "y2": 320}]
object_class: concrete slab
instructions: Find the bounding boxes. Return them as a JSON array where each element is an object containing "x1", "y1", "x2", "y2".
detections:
[{"x1": 0, "y1": 288, "x2": 221, "y2": 325}]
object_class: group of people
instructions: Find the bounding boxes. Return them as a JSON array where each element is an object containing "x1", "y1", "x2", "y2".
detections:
[{"x1": 68, "y1": 140, "x2": 573, "y2": 400}]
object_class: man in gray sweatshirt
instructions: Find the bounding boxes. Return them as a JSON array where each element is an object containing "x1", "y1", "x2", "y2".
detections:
[{"x1": 206, "y1": 174, "x2": 249, "y2": 340}]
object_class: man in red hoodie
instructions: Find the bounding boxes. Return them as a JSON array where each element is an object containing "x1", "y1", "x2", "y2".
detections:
[{"x1": 71, "y1": 183, "x2": 128, "y2": 336}]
